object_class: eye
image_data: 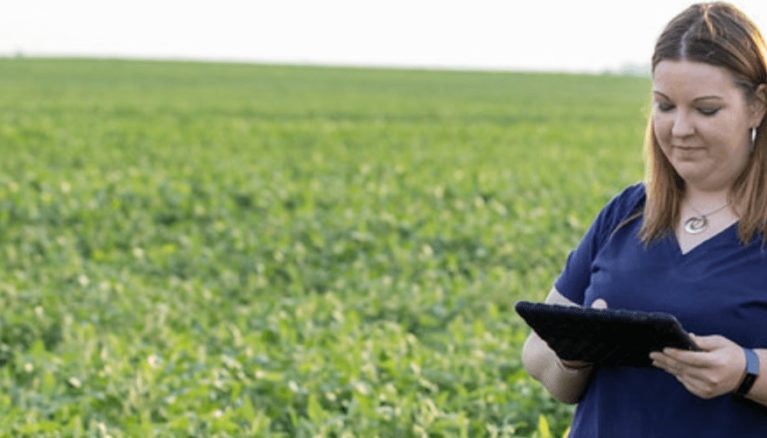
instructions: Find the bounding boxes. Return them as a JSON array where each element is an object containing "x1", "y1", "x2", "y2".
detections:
[
  {"x1": 698, "y1": 107, "x2": 720, "y2": 116},
  {"x1": 655, "y1": 102, "x2": 674, "y2": 112}
]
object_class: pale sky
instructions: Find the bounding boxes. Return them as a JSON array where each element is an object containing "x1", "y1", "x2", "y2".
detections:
[{"x1": 3, "y1": 1, "x2": 767, "y2": 73}]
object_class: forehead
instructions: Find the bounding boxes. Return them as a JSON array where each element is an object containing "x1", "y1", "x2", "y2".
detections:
[{"x1": 652, "y1": 60, "x2": 741, "y2": 99}]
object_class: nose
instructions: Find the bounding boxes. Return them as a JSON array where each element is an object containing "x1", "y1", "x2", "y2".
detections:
[{"x1": 671, "y1": 112, "x2": 695, "y2": 138}]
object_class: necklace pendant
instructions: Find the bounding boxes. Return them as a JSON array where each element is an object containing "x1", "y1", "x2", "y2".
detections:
[{"x1": 684, "y1": 216, "x2": 708, "y2": 234}]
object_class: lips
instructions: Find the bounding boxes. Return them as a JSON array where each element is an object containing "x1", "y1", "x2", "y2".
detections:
[{"x1": 673, "y1": 145, "x2": 704, "y2": 150}]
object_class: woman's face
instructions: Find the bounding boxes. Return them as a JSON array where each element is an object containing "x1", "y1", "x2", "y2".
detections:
[{"x1": 652, "y1": 60, "x2": 761, "y2": 191}]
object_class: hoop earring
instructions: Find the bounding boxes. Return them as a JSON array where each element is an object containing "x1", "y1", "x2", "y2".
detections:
[{"x1": 751, "y1": 127, "x2": 757, "y2": 153}]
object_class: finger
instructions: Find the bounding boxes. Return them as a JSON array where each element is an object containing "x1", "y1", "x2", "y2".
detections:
[
  {"x1": 651, "y1": 353, "x2": 697, "y2": 377},
  {"x1": 651, "y1": 359, "x2": 674, "y2": 374},
  {"x1": 651, "y1": 356, "x2": 719, "y2": 398},
  {"x1": 661, "y1": 349, "x2": 714, "y2": 368},
  {"x1": 651, "y1": 351, "x2": 683, "y2": 368},
  {"x1": 591, "y1": 299, "x2": 608, "y2": 309},
  {"x1": 651, "y1": 353, "x2": 680, "y2": 374},
  {"x1": 689, "y1": 335, "x2": 728, "y2": 351},
  {"x1": 649, "y1": 352, "x2": 667, "y2": 366}
]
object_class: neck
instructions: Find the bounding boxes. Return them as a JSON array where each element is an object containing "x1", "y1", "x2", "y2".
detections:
[{"x1": 683, "y1": 184, "x2": 731, "y2": 210}]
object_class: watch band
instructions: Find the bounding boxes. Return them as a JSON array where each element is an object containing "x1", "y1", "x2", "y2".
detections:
[{"x1": 735, "y1": 347, "x2": 760, "y2": 396}]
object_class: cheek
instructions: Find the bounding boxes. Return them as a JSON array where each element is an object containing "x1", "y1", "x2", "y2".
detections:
[
  {"x1": 702, "y1": 117, "x2": 746, "y2": 153},
  {"x1": 651, "y1": 114, "x2": 672, "y2": 145}
]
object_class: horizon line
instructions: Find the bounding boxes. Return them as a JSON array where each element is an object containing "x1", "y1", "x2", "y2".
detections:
[{"x1": 0, "y1": 52, "x2": 652, "y2": 78}]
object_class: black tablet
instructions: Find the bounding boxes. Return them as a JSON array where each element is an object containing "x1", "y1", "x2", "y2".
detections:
[{"x1": 515, "y1": 301, "x2": 700, "y2": 367}]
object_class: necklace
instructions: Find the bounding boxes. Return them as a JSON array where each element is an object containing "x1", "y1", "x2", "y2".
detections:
[{"x1": 683, "y1": 202, "x2": 730, "y2": 234}]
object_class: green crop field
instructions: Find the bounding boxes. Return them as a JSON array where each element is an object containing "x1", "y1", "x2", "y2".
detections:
[{"x1": 0, "y1": 58, "x2": 648, "y2": 437}]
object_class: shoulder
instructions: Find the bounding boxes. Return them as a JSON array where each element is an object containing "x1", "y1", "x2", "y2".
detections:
[
  {"x1": 598, "y1": 182, "x2": 645, "y2": 223},
  {"x1": 589, "y1": 182, "x2": 645, "y2": 242},
  {"x1": 608, "y1": 182, "x2": 645, "y2": 214}
]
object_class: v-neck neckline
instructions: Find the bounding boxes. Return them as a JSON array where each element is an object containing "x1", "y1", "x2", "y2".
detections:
[{"x1": 671, "y1": 221, "x2": 738, "y2": 257}]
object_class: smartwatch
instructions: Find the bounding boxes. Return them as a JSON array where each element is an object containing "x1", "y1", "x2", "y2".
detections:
[{"x1": 735, "y1": 348, "x2": 760, "y2": 396}]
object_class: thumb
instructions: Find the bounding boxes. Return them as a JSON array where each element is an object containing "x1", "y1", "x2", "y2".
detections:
[{"x1": 591, "y1": 299, "x2": 608, "y2": 309}]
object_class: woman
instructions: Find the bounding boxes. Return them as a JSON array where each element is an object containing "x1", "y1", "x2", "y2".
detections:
[{"x1": 521, "y1": 2, "x2": 767, "y2": 436}]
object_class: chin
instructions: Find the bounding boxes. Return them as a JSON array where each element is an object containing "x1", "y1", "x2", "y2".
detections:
[{"x1": 671, "y1": 165, "x2": 710, "y2": 185}]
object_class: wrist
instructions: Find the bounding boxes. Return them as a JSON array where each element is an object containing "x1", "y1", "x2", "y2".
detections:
[{"x1": 734, "y1": 347, "x2": 760, "y2": 396}]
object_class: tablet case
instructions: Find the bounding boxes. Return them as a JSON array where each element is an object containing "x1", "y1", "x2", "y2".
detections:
[{"x1": 515, "y1": 301, "x2": 700, "y2": 367}]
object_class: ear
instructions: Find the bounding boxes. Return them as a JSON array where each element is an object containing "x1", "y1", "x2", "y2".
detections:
[{"x1": 750, "y1": 83, "x2": 767, "y2": 128}]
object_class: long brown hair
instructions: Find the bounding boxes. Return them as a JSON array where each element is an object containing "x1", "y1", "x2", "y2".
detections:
[{"x1": 641, "y1": 2, "x2": 767, "y2": 244}]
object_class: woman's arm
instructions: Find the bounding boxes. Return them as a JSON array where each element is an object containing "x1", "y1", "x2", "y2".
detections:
[
  {"x1": 521, "y1": 287, "x2": 594, "y2": 404},
  {"x1": 651, "y1": 336, "x2": 767, "y2": 407}
]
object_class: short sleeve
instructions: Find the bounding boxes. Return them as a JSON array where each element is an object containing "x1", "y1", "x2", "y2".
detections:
[{"x1": 555, "y1": 183, "x2": 645, "y2": 304}]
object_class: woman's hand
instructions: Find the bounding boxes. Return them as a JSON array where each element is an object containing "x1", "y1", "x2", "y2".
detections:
[{"x1": 650, "y1": 334, "x2": 746, "y2": 399}]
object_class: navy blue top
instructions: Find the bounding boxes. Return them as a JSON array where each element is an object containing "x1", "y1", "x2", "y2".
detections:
[{"x1": 555, "y1": 183, "x2": 767, "y2": 437}]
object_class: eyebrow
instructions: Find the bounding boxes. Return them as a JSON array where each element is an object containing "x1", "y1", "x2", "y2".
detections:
[{"x1": 653, "y1": 91, "x2": 723, "y2": 101}]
